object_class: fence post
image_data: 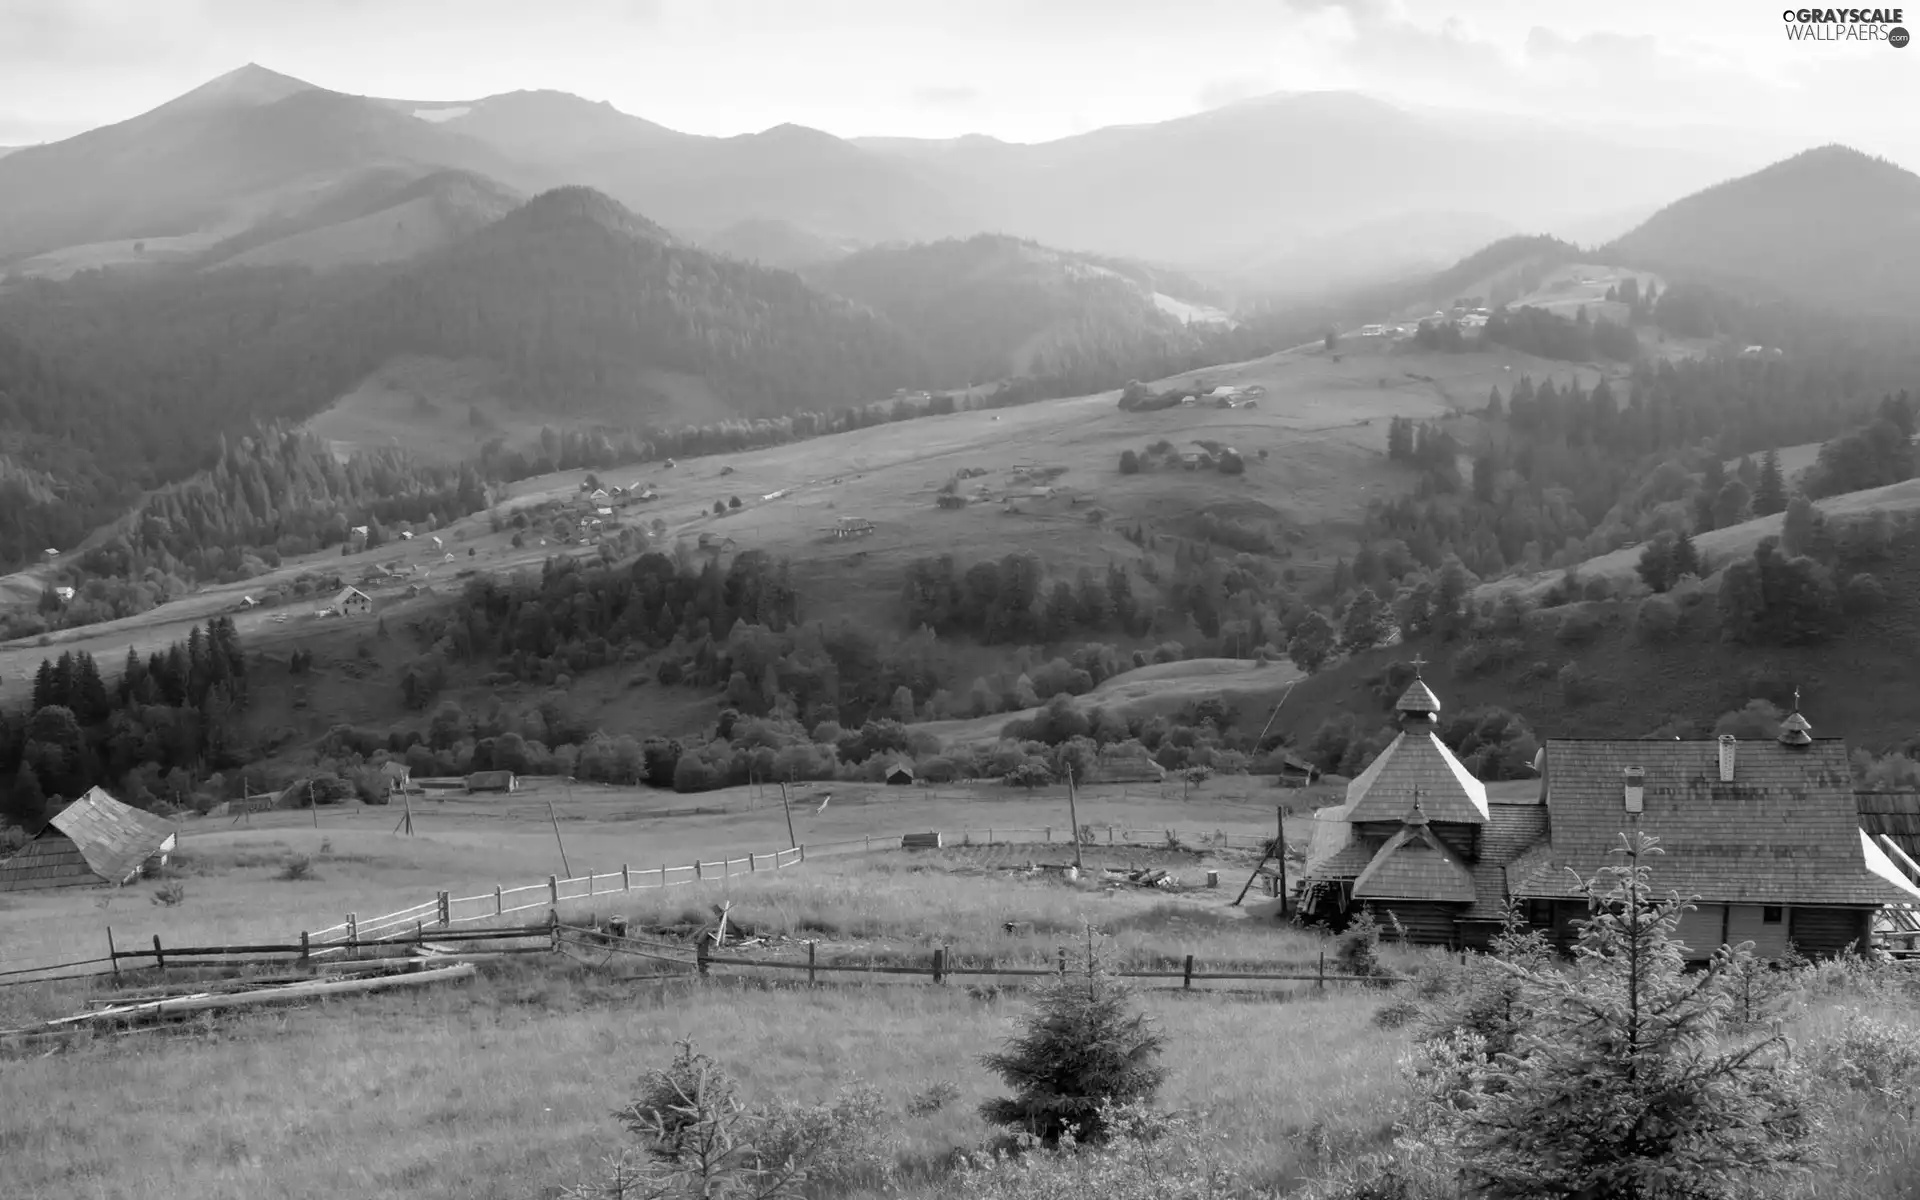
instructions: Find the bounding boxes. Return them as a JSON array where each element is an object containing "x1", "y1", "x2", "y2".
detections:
[
  {"x1": 749, "y1": 853, "x2": 756, "y2": 873},
  {"x1": 662, "y1": 863, "x2": 670, "y2": 886},
  {"x1": 588, "y1": 870, "x2": 595, "y2": 897},
  {"x1": 438, "y1": 890, "x2": 451, "y2": 926},
  {"x1": 623, "y1": 864, "x2": 631, "y2": 890},
  {"x1": 865, "y1": 835, "x2": 871, "y2": 853},
  {"x1": 548, "y1": 875, "x2": 559, "y2": 906},
  {"x1": 549, "y1": 909, "x2": 560, "y2": 950},
  {"x1": 347, "y1": 914, "x2": 359, "y2": 954},
  {"x1": 153, "y1": 934, "x2": 166, "y2": 973},
  {"x1": 933, "y1": 947, "x2": 946, "y2": 985},
  {"x1": 300, "y1": 930, "x2": 310, "y2": 962},
  {"x1": 1107, "y1": 827, "x2": 1114, "y2": 845},
  {"x1": 808, "y1": 940, "x2": 817, "y2": 987},
  {"x1": 1058, "y1": 946, "x2": 1067, "y2": 976},
  {"x1": 1046, "y1": 826, "x2": 1052, "y2": 843},
  {"x1": 1183, "y1": 954, "x2": 1194, "y2": 990},
  {"x1": 1317, "y1": 951, "x2": 1325, "y2": 991},
  {"x1": 495, "y1": 885, "x2": 504, "y2": 916},
  {"x1": 697, "y1": 938, "x2": 710, "y2": 979},
  {"x1": 800, "y1": 844, "x2": 807, "y2": 862},
  {"x1": 696, "y1": 860, "x2": 703, "y2": 881},
  {"x1": 107, "y1": 926, "x2": 120, "y2": 978}
]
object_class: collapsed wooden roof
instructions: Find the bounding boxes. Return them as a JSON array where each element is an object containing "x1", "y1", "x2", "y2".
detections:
[{"x1": 50, "y1": 787, "x2": 178, "y2": 885}]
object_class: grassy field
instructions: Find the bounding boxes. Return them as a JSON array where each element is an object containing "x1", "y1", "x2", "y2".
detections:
[
  {"x1": 0, "y1": 771, "x2": 1403, "y2": 1200},
  {"x1": 917, "y1": 657, "x2": 1303, "y2": 747},
  {"x1": 0, "y1": 337, "x2": 1607, "y2": 733},
  {"x1": 0, "y1": 777, "x2": 1308, "y2": 977}
]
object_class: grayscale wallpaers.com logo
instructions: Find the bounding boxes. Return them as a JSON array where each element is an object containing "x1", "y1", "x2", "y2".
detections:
[{"x1": 1782, "y1": 8, "x2": 1909, "y2": 43}]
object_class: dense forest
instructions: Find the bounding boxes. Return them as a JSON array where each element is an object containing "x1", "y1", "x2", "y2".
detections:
[
  {"x1": 0, "y1": 619, "x2": 250, "y2": 827},
  {"x1": 1353, "y1": 356, "x2": 1919, "y2": 590}
]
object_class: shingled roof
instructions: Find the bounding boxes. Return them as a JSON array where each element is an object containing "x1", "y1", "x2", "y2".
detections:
[
  {"x1": 1352, "y1": 810, "x2": 1478, "y2": 902},
  {"x1": 1525, "y1": 738, "x2": 1910, "y2": 906},
  {"x1": 1337, "y1": 729, "x2": 1489, "y2": 825},
  {"x1": 48, "y1": 788, "x2": 176, "y2": 885},
  {"x1": 1858, "y1": 792, "x2": 1920, "y2": 860}
]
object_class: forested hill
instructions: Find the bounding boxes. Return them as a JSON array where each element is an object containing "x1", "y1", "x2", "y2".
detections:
[
  {"x1": 336, "y1": 186, "x2": 924, "y2": 413},
  {"x1": 1605, "y1": 145, "x2": 1920, "y2": 319},
  {"x1": 805, "y1": 234, "x2": 1225, "y2": 391}
]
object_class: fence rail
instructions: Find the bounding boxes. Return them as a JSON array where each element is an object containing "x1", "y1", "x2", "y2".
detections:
[
  {"x1": 558, "y1": 924, "x2": 1404, "y2": 991},
  {"x1": 6, "y1": 824, "x2": 1272, "y2": 986}
]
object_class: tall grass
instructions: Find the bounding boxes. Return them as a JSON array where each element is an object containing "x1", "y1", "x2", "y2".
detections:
[{"x1": 0, "y1": 960, "x2": 1406, "y2": 1200}]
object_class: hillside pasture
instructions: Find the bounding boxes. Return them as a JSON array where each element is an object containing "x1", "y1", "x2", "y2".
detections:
[
  {"x1": 919, "y1": 657, "x2": 1303, "y2": 748},
  {"x1": 0, "y1": 777, "x2": 1303, "y2": 978},
  {"x1": 1476, "y1": 476, "x2": 1920, "y2": 603}
]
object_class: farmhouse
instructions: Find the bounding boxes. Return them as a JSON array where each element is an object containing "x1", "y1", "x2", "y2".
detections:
[
  {"x1": 466, "y1": 770, "x2": 519, "y2": 794},
  {"x1": 1298, "y1": 677, "x2": 1917, "y2": 958},
  {"x1": 0, "y1": 787, "x2": 177, "y2": 892},
  {"x1": 327, "y1": 586, "x2": 373, "y2": 618}
]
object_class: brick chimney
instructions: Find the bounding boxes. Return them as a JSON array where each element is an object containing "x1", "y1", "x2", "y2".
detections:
[{"x1": 1717, "y1": 734, "x2": 1736, "y2": 783}]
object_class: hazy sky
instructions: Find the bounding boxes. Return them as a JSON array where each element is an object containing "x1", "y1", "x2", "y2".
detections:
[{"x1": 2, "y1": 0, "x2": 1916, "y2": 158}]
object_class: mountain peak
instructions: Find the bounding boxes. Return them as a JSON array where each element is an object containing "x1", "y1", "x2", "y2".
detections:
[
  {"x1": 159, "y1": 63, "x2": 317, "y2": 115},
  {"x1": 503, "y1": 186, "x2": 673, "y2": 243}
]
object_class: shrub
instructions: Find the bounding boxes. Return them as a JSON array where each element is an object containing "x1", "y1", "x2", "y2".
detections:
[
  {"x1": 278, "y1": 855, "x2": 317, "y2": 882},
  {"x1": 1337, "y1": 909, "x2": 1384, "y2": 978},
  {"x1": 1118, "y1": 449, "x2": 1141, "y2": 475},
  {"x1": 1554, "y1": 608, "x2": 1603, "y2": 645},
  {"x1": 906, "y1": 1080, "x2": 961, "y2": 1117},
  {"x1": 1843, "y1": 572, "x2": 1887, "y2": 614},
  {"x1": 569, "y1": 1040, "x2": 889, "y2": 1200},
  {"x1": 1557, "y1": 661, "x2": 1595, "y2": 706},
  {"x1": 1635, "y1": 594, "x2": 1680, "y2": 642},
  {"x1": 979, "y1": 936, "x2": 1168, "y2": 1145},
  {"x1": 151, "y1": 880, "x2": 186, "y2": 907}
]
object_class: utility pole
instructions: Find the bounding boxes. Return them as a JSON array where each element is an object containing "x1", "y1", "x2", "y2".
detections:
[
  {"x1": 1065, "y1": 765, "x2": 1083, "y2": 870},
  {"x1": 309, "y1": 778, "x2": 318, "y2": 829},
  {"x1": 780, "y1": 781, "x2": 797, "y2": 849},
  {"x1": 548, "y1": 782, "x2": 573, "y2": 878}
]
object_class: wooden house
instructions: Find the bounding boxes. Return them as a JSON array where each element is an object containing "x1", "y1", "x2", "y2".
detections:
[
  {"x1": 884, "y1": 761, "x2": 915, "y2": 786},
  {"x1": 0, "y1": 788, "x2": 177, "y2": 892},
  {"x1": 328, "y1": 586, "x2": 373, "y2": 618},
  {"x1": 1516, "y1": 728, "x2": 1920, "y2": 961},
  {"x1": 1297, "y1": 685, "x2": 1916, "y2": 959}
]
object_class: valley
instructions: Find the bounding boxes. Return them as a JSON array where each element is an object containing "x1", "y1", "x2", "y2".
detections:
[{"x1": 7, "y1": 44, "x2": 1920, "y2": 1200}]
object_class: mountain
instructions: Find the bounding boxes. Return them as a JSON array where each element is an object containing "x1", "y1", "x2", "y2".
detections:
[
  {"x1": 423, "y1": 91, "x2": 976, "y2": 244},
  {"x1": 804, "y1": 234, "x2": 1232, "y2": 388},
  {"x1": 854, "y1": 91, "x2": 1767, "y2": 277},
  {"x1": 698, "y1": 218, "x2": 861, "y2": 271},
  {"x1": 204, "y1": 168, "x2": 521, "y2": 270},
  {"x1": 1605, "y1": 145, "x2": 1920, "y2": 318},
  {"x1": 0, "y1": 65, "x2": 529, "y2": 267}
]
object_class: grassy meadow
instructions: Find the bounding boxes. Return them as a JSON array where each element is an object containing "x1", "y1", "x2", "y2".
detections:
[{"x1": 0, "y1": 778, "x2": 1307, "y2": 978}]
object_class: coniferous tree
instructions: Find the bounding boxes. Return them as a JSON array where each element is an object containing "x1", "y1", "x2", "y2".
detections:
[
  {"x1": 1754, "y1": 449, "x2": 1788, "y2": 516},
  {"x1": 1440, "y1": 833, "x2": 1814, "y2": 1199}
]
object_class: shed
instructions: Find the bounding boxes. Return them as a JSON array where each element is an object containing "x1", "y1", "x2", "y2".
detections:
[
  {"x1": 380, "y1": 761, "x2": 412, "y2": 792},
  {"x1": 884, "y1": 762, "x2": 916, "y2": 786},
  {"x1": 466, "y1": 770, "x2": 519, "y2": 794},
  {"x1": 0, "y1": 788, "x2": 177, "y2": 892}
]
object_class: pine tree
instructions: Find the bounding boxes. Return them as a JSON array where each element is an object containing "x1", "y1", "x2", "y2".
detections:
[
  {"x1": 7, "y1": 759, "x2": 46, "y2": 828},
  {"x1": 979, "y1": 932, "x2": 1167, "y2": 1145},
  {"x1": 1754, "y1": 449, "x2": 1787, "y2": 516},
  {"x1": 1442, "y1": 832, "x2": 1814, "y2": 1198}
]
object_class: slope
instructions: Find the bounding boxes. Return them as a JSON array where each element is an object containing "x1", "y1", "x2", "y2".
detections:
[
  {"x1": 1278, "y1": 515, "x2": 1920, "y2": 756},
  {"x1": 804, "y1": 234, "x2": 1228, "y2": 385},
  {"x1": 1605, "y1": 145, "x2": 1920, "y2": 319},
  {"x1": 430, "y1": 90, "x2": 976, "y2": 244},
  {"x1": 0, "y1": 66, "x2": 530, "y2": 266},
  {"x1": 699, "y1": 218, "x2": 861, "y2": 270},
  {"x1": 206, "y1": 168, "x2": 522, "y2": 270}
]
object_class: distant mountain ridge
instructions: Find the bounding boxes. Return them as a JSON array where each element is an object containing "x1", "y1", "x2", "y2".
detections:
[
  {"x1": 1604, "y1": 145, "x2": 1920, "y2": 318},
  {"x1": 0, "y1": 64, "x2": 1788, "y2": 290}
]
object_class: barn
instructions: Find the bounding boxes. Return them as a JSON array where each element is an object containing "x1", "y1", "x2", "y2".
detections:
[
  {"x1": 0, "y1": 788, "x2": 178, "y2": 892},
  {"x1": 466, "y1": 770, "x2": 519, "y2": 794},
  {"x1": 884, "y1": 761, "x2": 915, "y2": 786}
]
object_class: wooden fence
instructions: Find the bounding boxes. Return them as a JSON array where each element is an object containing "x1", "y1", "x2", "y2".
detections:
[{"x1": 557, "y1": 924, "x2": 1408, "y2": 991}]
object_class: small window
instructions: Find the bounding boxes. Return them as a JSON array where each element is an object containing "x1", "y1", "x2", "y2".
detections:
[{"x1": 1762, "y1": 906, "x2": 1783, "y2": 924}]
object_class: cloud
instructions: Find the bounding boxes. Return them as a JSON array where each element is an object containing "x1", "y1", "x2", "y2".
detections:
[{"x1": 910, "y1": 84, "x2": 982, "y2": 108}]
